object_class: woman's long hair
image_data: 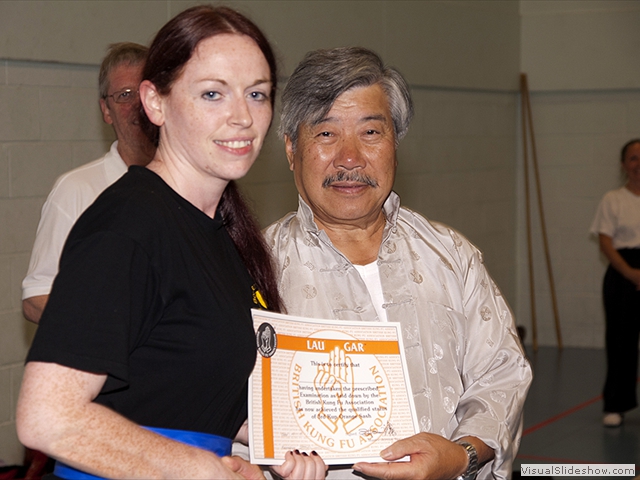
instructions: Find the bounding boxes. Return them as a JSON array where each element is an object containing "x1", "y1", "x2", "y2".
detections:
[
  {"x1": 219, "y1": 182, "x2": 282, "y2": 312},
  {"x1": 141, "y1": 5, "x2": 282, "y2": 312}
]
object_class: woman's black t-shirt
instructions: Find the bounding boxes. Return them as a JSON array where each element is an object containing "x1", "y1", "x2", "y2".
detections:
[{"x1": 27, "y1": 166, "x2": 258, "y2": 439}]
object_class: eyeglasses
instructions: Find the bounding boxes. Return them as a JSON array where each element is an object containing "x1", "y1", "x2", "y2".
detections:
[{"x1": 104, "y1": 88, "x2": 139, "y2": 104}]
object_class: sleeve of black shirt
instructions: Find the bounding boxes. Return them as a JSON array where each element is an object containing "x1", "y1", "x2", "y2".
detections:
[{"x1": 27, "y1": 230, "x2": 160, "y2": 393}]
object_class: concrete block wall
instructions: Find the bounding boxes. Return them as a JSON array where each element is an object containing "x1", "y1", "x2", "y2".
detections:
[
  {"x1": 393, "y1": 88, "x2": 517, "y2": 300},
  {"x1": 9, "y1": 0, "x2": 640, "y2": 464},
  {"x1": 0, "y1": 0, "x2": 521, "y2": 466},
  {"x1": 518, "y1": 0, "x2": 640, "y2": 348},
  {"x1": 0, "y1": 59, "x2": 113, "y2": 465},
  {"x1": 515, "y1": 90, "x2": 640, "y2": 348},
  {"x1": 0, "y1": 78, "x2": 519, "y2": 467}
]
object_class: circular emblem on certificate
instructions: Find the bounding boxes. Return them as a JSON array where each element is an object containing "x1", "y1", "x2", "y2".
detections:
[
  {"x1": 256, "y1": 322, "x2": 277, "y2": 358},
  {"x1": 289, "y1": 331, "x2": 392, "y2": 453}
]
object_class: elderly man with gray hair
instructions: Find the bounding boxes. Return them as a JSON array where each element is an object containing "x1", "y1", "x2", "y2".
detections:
[{"x1": 264, "y1": 47, "x2": 532, "y2": 479}]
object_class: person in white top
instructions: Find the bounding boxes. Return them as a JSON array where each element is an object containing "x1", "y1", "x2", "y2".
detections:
[
  {"x1": 22, "y1": 42, "x2": 155, "y2": 323},
  {"x1": 590, "y1": 138, "x2": 640, "y2": 428}
]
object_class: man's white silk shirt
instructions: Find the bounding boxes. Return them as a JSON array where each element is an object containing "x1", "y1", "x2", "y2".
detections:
[{"x1": 264, "y1": 192, "x2": 532, "y2": 479}]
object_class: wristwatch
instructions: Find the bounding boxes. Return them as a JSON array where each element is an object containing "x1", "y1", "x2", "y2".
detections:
[{"x1": 455, "y1": 441, "x2": 478, "y2": 480}]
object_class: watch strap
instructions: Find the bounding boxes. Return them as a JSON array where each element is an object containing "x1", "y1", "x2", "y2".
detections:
[{"x1": 455, "y1": 440, "x2": 479, "y2": 480}]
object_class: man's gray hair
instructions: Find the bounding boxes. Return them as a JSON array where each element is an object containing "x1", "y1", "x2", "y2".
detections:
[
  {"x1": 99, "y1": 42, "x2": 148, "y2": 99},
  {"x1": 278, "y1": 47, "x2": 413, "y2": 150}
]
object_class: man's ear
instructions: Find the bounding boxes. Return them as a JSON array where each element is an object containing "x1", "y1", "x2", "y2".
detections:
[
  {"x1": 139, "y1": 80, "x2": 164, "y2": 127},
  {"x1": 284, "y1": 134, "x2": 295, "y2": 172},
  {"x1": 99, "y1": 98, "x2": 113, "y2": 125}
]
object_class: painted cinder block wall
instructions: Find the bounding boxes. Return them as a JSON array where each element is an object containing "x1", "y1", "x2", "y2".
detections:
[
  {"x1": 2, "y1": 0, "x2": 640, "y2": 465},
  {"x1": 517, "y1": 0, "x2": 640, "y2": 347},
  {"x1": 0, "y1": 0, "x2": 519, "y2": 463}
]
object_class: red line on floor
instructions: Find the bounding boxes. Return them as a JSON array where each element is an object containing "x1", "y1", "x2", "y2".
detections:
[{"x1": 522, "y1": 394, "x2": 602, "y2": 437}]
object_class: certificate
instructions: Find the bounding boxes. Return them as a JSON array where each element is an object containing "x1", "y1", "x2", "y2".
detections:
[{"x1": 248, "y1": 309, "x2": 419, "y2": 465}]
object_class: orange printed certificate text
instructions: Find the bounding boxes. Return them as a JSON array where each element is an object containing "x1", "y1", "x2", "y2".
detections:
[{"x1": 248, "y1": 309, "x2": 419, "y2": 465}]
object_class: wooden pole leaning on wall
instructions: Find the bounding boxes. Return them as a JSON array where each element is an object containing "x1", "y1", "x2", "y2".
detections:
[
  {"x1": 520, "y1": 74, "x2": 538, "y2": 352},
  {"x1": 519, "y1": 73, "x2": 563, "y2": 351}
]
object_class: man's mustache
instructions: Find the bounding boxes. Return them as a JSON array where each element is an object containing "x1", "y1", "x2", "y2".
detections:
[{"x1": 322, "y1": 171, "x2": 378, "y2": 188}]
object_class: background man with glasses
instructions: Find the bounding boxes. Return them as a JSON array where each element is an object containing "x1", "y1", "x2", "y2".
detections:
[{"x1": 22, "y1": 42, "x2": 155, "y2": 323}]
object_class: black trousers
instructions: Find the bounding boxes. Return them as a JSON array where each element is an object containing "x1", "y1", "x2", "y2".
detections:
[{"x1": 602, "y1": 249, "x2": 640, "y2": 413}]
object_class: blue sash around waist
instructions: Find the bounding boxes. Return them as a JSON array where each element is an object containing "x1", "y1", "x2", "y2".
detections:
[{"x1": 53, "y1": 426, "x2": 232, "y2": 480}]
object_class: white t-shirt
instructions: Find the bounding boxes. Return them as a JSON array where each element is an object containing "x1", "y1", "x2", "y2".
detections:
[
  {"x1": 22, "y1": 141, "x2": 127, "y2": 299},
  {"x1": 590, "y1": 186, "x2": 640, "y2": 249},
  {"x1": 353, "y1": 261, "x2": 389, "y2": 322}
]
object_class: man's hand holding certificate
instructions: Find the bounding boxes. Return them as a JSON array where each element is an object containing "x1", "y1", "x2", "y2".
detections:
[{"x1": 249, "y1": 310, "x2": 419, "y2": 465}]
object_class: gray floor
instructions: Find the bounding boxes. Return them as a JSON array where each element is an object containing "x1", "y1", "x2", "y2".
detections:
[{"x1": 513, "y1": 346, "x2": 639, "y2": 479}]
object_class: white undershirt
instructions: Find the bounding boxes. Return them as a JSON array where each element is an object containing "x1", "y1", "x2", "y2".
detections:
[{"x1": 353, "y1": 261, "x2": 388, "y2": 322}]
